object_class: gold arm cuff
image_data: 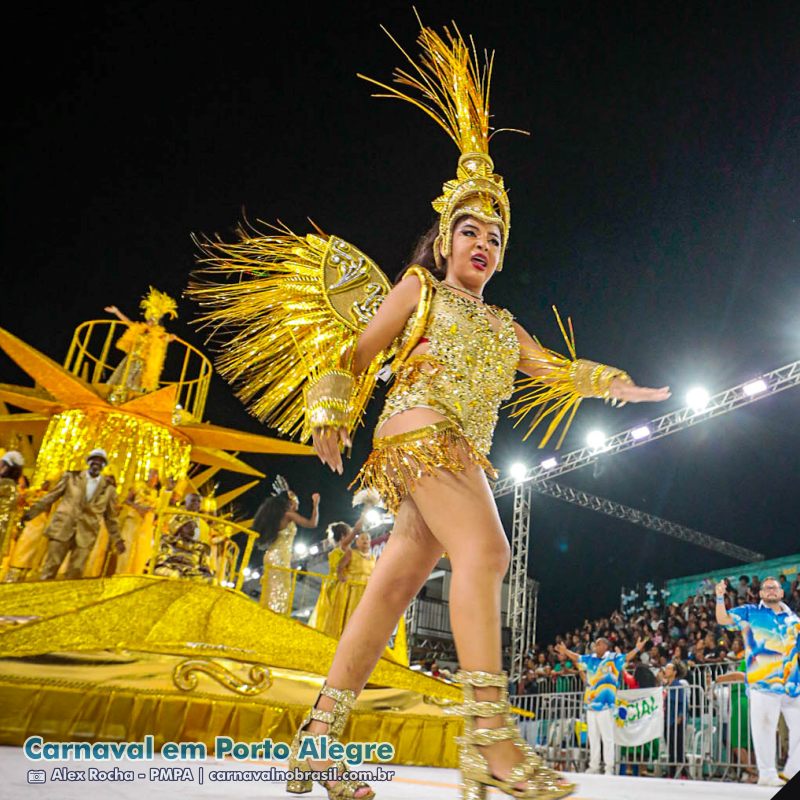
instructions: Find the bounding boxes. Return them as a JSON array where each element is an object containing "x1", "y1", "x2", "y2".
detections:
[
  {"x1": 570, "y1": 359, "x2": 632, "y2": 400},
  {"x1": 304, "y1": 369, "x2": 354, "y2": 431}
]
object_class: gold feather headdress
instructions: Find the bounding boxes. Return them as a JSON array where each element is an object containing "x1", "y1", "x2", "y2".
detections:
[
  {"x1": 140, "y1": 286, "x2": 178, "y2": 322},
  {"x1": 359, "y1": 21, "x2": 524, "y2": 270}
]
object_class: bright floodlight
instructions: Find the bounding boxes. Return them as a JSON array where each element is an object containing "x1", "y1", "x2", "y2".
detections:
[
  {"x1": 294, "y1": 542, "x2": 308, "y2": 557},
  {"x1": 510, "y1": 462, "x2": 528, "y2": 482},
  {"x1": 686, "y1": 386, "x2": 710, "y2": 411},
  {"x1": 743, "y1": 379, "x2": 767, "y2": 396},
  {"x1": 243, "y1": 566, "x2": 252, "y2": 577},
  {"x1": 540, "y1": 457, "x2": 557, "y2": 470},
  {"x1": 252, "y1": 570, "x2": 260, "y2": 580},
  {"x1": 309, "y1": 545, "x2": 319, "y2": 555},
  {"x1": 631, "y1": 425, "x2": 651, "y2": 440},
  {"x1": 365, "y1": 508, "x2": 382, "y2": 527},
  {"x1": 586, "y1": 430, "x2": 607, "y2": 450}
]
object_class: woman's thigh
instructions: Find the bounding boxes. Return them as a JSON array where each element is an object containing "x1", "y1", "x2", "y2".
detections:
[{"x1": 406, "y1": 461, "x2": 509, "y2": 573}]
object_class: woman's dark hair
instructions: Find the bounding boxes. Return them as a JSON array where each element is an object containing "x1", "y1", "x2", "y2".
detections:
[
  {"x1": 328, "y1": 522, "x2": 350, "y2": 543},
  {"x1": 253, "y1": 493, "x2": 292, "y2": 549},
  {"x1": 394, "y1": 220, "x2": 447, "y2": 284}
]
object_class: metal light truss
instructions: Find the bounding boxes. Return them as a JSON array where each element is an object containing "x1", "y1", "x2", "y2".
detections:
[
  {"x1": 526, "y1": 577, "x2": 539, "y2": 654},
  {"x1": 508, "y1": 481, "x2": 532, "y2": 680},
  {"x1": 494, "y1": 358, "x2": 800, "y2": 498},
  {"x1": 534, "y1": 479, "x2": 764, "y2": 562}
]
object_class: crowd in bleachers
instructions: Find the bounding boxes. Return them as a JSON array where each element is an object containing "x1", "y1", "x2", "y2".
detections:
[{"x1": 518, "y1": 573, "x2": 800, "y2": 695}]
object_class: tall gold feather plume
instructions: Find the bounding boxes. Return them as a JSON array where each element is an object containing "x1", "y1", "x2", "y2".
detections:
[
  {"x1": 358, "y1": 19, "x2": 526, "y2": 269},
  {"x1": 187, "y1": 222, "x2": 393, "y2": 440}
]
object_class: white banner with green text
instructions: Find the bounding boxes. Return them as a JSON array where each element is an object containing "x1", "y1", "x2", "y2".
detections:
[{"x1": 613, "y1": 688, "x2": 663, "y2": 746}]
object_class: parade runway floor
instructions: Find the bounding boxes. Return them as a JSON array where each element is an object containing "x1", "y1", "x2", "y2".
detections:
[{"x1": 0, "y1": 748, "x2": 786, "y2": 799}]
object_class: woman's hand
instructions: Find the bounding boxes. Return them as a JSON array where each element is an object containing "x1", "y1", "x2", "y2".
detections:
[
  {"x1": 609, "y1": 378, "x2": 671, "y2": 404},
  {"x1": 311, "y1": 427, "x2": 351, "y2": 475}
]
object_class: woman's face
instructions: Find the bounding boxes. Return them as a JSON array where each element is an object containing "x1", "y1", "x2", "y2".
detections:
[
  {"x1": 356, "y1": 532, "x2": 371, "y2": 553},
  {"x1": 444, "y1": 216, "x2": 502, "y2": 290}
]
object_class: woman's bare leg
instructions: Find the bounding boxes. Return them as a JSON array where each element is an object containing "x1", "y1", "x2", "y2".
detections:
[
  {"x1": 301, "y1": 497, "x2": 443, "y2": 791},
  {"x1": 409, "y1": 461, "x2": 541, "y2": 788}
]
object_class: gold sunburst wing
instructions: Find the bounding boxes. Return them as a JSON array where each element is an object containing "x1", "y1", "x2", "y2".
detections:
[{"x1": 188, "y1": 225, "x2": 394, "y2": 440}]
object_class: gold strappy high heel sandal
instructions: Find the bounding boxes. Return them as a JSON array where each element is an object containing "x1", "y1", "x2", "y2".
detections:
[
  {"x1": 287, "y1": 683, "x2": 375, "y2": 799},
  {"x1": 454, "y1": 670, "x2": 575, "y2": 800}
]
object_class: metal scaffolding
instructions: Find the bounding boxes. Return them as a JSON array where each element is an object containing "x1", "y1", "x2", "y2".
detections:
[
  {"x1": 499, "y1": 357, "x2": 800, "y2": 679},
  {"x1": 507, "y1": 482, "x2": 532, "y2": 679},
  {"x1": 534, "y1": 479, "x2": 764, "y2": 562}
]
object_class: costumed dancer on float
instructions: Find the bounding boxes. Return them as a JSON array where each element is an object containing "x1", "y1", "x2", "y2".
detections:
[
  {"x1": 23, "y1": 448, "x2": 125, "y2": 580},
  {"x1": 105, "y1": 287, "x2": 178, "y2": 402},
  {"x1": 252, "y1": 476, "x2": 320, "y2": 615},
  {"x1": 189, "y1": 22, "x2": 669, "y2": 800}
]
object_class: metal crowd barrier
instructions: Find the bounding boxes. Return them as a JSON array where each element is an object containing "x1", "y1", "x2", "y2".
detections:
[{"x1": 510, "y1": 676, "x2": 786, "y2": 782}]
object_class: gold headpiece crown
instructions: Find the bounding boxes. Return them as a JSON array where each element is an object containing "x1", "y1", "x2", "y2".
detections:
[
  {"x1": 360, "y1": 22, "x2": 520, "y2": 270},
  {"x1": 140, "y1": 286, "x2": 178, "y2": 322}
]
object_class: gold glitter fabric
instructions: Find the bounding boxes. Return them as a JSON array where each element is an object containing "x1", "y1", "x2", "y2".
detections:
[
  {"x1": 261, "y1": 521, "x2": 297, "y2": 615},
  {"x1": 352, "y1": 421, "x2": 496, "y2": 515},
  {"x1": 378, "y1": 282, "x2": 519, "y2": 456},
  {"x1": 32, "y1": 409, "x2": 191, "y2": 498}
]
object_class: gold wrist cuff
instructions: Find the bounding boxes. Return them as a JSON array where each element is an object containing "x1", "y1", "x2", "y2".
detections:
[
  {"x1": 304, "y1": 369, "x2": 354, "y2": 430},
  {"x1": 570, "y1": 359, "x2": 632, "y2": 400}
]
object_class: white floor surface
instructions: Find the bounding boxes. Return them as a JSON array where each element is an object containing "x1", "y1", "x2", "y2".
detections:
[{"x1": 0, "y1": 748, "x2": 788, "y2": 800}]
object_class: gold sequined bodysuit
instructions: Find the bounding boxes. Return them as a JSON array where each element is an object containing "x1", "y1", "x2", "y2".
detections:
[
  {"x1": 353, "y1": 282, "x2": 519, "y2": 511},
  {"x1": 262, "y1": 520, "x2": 297, "y2": 614}
]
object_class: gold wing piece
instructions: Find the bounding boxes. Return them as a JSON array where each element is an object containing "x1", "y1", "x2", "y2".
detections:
[
  {"x1": 188, "y1": 223, "x2": 394, "y2": 440},
  {"x1": 507, "y1": 308, "x2": 632, "y2": 449}
]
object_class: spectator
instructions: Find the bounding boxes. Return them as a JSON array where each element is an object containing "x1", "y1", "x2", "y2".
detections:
[
  {"x1": 715, "y1": 577, "x2": 799, "y2": 787},
  {"x1": 552, "y1": 651, "x2": 577, "y2": 692},
  {"x1": 660, "y1": 661, "x2": 689, "y2": 778},
  {"x1": 735, "y1": 575, "x2": 750, "y2": 601},
  {"x1": 557, "y1": 636, "x2": 647, "y2": 776}
]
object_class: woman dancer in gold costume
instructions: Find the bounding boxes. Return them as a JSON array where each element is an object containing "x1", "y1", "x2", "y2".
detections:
[
  {"x1": 253, "y1": 476, "x2": 320, "y2": 615},
  {"x1": 316, "y1": 520, "x2": 374, "y2": 639},
  {"x1": 190, "y1": 23, "x2": 670, "y2": 800}
]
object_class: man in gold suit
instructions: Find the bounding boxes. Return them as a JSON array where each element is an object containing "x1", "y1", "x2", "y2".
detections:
[{"x1": 24, "y1": 448, "x2": 125, "y2": 579}]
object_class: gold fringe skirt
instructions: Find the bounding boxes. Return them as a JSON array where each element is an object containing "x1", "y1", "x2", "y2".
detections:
[{"x1": 349, "y1": 420, "x2": 497, "y2": 514}]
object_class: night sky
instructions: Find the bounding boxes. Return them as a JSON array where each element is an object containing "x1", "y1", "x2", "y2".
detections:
[{"x1": 4, "y1": 2, "x2": 799, "y2": 644}]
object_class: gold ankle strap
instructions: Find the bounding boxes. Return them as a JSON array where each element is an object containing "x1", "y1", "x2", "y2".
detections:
[
  {"x1": 459, "y1": 724, "x2": 518, "y2": 746},
  {"x1": 319, "y1": 683, "x2": 357, "y2": 706},
  {"x1": 455, "y1": 669, "x2": 508, "y2": 688}
]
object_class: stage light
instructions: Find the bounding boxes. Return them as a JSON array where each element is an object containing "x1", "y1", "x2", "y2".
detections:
[
  {"x1": 251, "y1": 570, "x2": 260, "y2": 580},
  {"x1": 540, "y1": 457, "x2": 557, "y2": 470},
  {"x1": 743, "y1": 379, "x2": 767, "y2": 396},
  {"x1": 364, "y1": 508, "x2": 382, "y2": 527},
  {"x1": 631, "y1": 425, "x2": 651, "y2": 440},
  {"x1": 686, "y1": 387, "x2": 710, "y2": 411},
  {"x1": 309, "y1": 545, "x2": 319, "y2": 555},
  {"x1": 510, "y1": 462, "x2": 528, "y2": 483},
  {"x1": 294, "y1": 542, "x2": 308, "y2": 557},
  {"x1": 586, "y1": 430, "x2": 607, "y2": 450},
  {"x1": 243, "y1": 566, "x2": 252, "y2": 577}
]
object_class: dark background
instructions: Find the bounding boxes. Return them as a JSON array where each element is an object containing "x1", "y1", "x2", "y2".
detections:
[{"x1": 3, "y1": 1, "x2": 799, "y2": 644}]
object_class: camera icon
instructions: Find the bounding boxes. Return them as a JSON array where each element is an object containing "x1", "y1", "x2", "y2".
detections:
[{"x1": 27, "y1": 769, "x2": 47, "y2": 784}]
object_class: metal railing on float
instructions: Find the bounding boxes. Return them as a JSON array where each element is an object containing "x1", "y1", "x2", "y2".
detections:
[{"x1": 64, "y1": 320, "x2": 212, "y2": 419}]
